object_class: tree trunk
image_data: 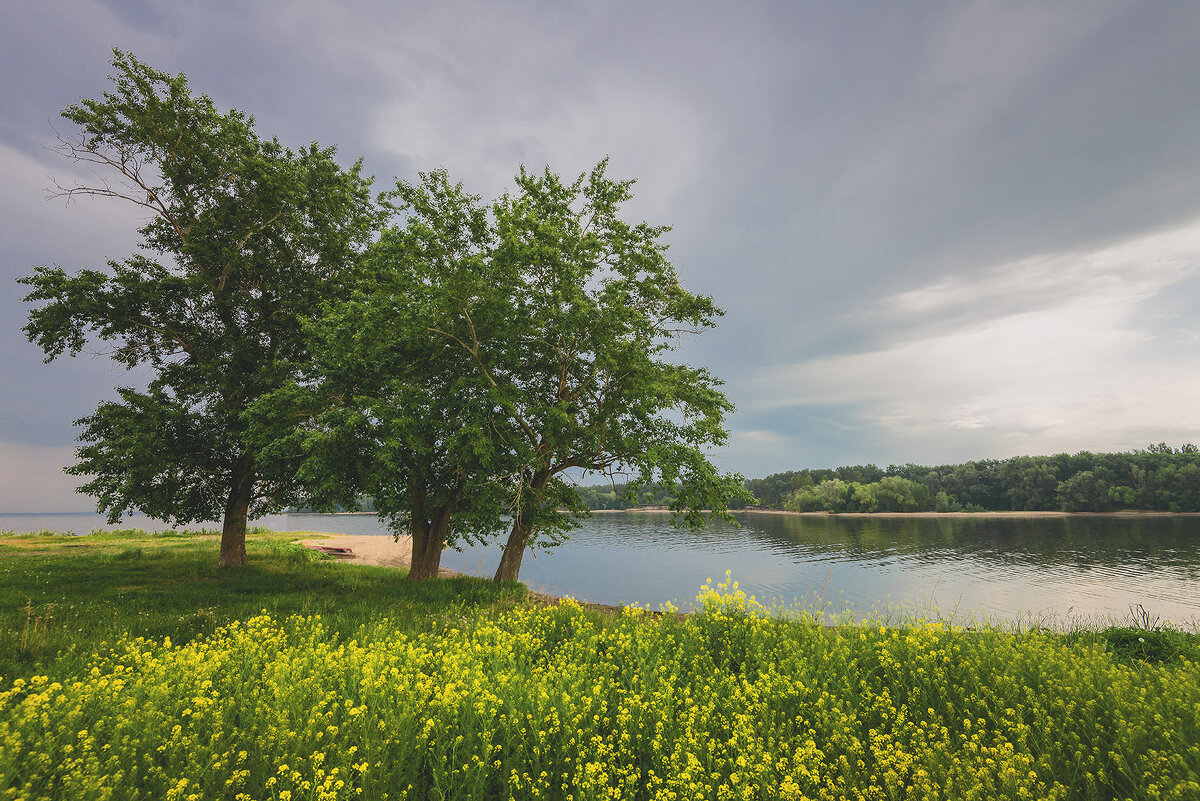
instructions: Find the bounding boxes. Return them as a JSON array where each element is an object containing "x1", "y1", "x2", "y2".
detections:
[
  {"x1": 493, "y1": 517, "x2": 532, "y2": 583},
  {"x1": 407, "y1": 484, "x2": 463, "y2": 581},
  {"x1": 408, "y1": 517, "x2": 450, "y2": 581},
  {"x1": 217, "y1": 469, "x2": 254, "y2": 568},
  {"x1": 494, "y1": 470, "x2": 551, "y2": 583},
  {"x1": 407, "y1": 520, "x2": 436, "y2": 580}
]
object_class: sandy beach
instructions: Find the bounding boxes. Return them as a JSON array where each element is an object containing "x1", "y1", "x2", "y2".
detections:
[{"x1": 294, "y1": 532, "x2": 462, "y2": 577}]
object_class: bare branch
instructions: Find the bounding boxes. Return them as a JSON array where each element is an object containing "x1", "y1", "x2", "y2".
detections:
[
  {"x1": 567, "y1": 207, "x2": 598, "y2": 258},
  {"x1": 47, "y1": 128, "x2": 189, "y2": 243},
  {"x1": 424, "y1": 325, "x2": 474, "y2": 354}
]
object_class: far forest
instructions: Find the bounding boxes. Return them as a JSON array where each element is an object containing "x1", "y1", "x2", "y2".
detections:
[{"x1": 575, "y1": 444, "x2": 1200, "y2": 514}]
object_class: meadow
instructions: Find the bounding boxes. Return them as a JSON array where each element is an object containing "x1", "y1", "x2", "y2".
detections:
[{"x1": 0, "y1": 530, "x2": 1197, "y2": 800}]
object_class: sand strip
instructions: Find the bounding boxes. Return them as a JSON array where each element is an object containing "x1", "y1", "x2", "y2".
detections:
[{"x1": 293, "y1": 532, "x2": 462, "y2": 578}]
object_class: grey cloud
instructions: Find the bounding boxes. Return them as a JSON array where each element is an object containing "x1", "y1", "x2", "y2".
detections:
[
  {"x1": 0, "y1": 442, "x2": 91, "y2": 513},
  {"x1": 869, "y1": 219, "x2": 1200, "y2": 347},
  {"x1": 4, "y1": 1, "x2": 1200, "y2": 504}
]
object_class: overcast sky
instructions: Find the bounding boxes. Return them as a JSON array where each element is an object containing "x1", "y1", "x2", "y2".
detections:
[{"x1": 4, "y1": 1, "x2": 1200, "y2": 512}]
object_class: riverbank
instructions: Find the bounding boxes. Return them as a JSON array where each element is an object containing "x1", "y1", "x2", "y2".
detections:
[
  {"x1": 295, "y1": 532, "x2": 459, "y2": 575},
  {"x1": 294, "y1": 532, "x2": 612, "y2": 610},
  {"x1": 1, "y1": 530, "x2": 1197, "y2": 799}
]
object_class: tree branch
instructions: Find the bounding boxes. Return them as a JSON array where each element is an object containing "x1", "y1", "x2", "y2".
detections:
[
  {"x1": 425, "y1": 312, "x2": 541, "y2": 447},
  {"x1": 48, "y1": 129, "x2": 190, "y2": 243},
  {"x1": 216, "y1": 207, "x2": 289, "y2": 293},
  {"x1": 115, "y1": 316, "x2": 194, "y2": 356}
]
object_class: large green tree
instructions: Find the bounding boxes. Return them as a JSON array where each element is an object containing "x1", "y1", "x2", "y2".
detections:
[
  {"x1": 479, "y1": 161, "x2": 746, "y2": 581},
  {"x1": 253, "y1": 172, "x2": 514, "y2": 580},
  {"x1": 19, "y1": 50, "x2": 379, "y2": 567},
  {"x1": 337, "y1": 161, "x2": 744, "y2": 582}
]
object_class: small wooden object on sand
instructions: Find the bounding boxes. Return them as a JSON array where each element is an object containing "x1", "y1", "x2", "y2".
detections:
[{"x1": 303, "y1": 544, "x2": 356, "y2": 559}]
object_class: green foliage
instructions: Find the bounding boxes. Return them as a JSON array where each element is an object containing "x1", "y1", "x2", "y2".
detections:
[
  {"x1": 0, "y1": 530, "x2": 77, "y2": 539},
  {"x1": 760, "y1": 444, "x2": 1200, "y2": 513},
  {"x1": 476, "y1": 161, "x2": 747, "y2": 542},
  {"x1": 19, "y1": 50, "x2": 379, "y2": 563},
  {"x1": 1057, "y1": 470, "x2": 1112, "y2": 512},
  {"x1": 274, "y1": 161, "x2": 746, "y2": 580},
  {"x1": 574, "y1": 481, "x2": 679, "y2": 510},
  {"x1": 1095, "y1": 627, "x2": 1200, "y2": 664},
  {"x1": 744, "y1": 470, "x2": 810, "y2": 508},
  {"x1": 934, "y1": 490, "x2": 964, "y2": 512},
  {"x1": 253, "y1": 170, "x2": 522, "y2": 578},
  {"x1": 1006, "y1": 458, "x2": 1060, "y2": 511}
]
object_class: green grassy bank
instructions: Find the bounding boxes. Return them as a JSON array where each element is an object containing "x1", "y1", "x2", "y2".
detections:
[
  {"x1": 0, "y1": 530, "x2": 1197, "y2": 800},
  {"x1": 0, "y1": 529, "x2": 523, "y2": 681}
]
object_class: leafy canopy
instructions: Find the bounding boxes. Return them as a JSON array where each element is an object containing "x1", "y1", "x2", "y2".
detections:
[
  {"x1": 20, "y1": 50, "x2": 379, "y2": 537},
  {"x1": 476, "y1": 160, "x2": 747, "y2": 548},
  {"x1": 283, "y1": 160, "x2": 746, "y2": 573},
  {"x1": 254, "y1": 170, "x2": 515, "y2": 553}
]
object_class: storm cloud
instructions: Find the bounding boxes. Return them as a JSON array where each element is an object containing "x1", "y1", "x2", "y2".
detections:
[{"x1": 4, "y1": 1, "x2": 1200, "y2": 510}]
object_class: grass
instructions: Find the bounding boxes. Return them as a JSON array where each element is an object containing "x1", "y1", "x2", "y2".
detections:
[
  {"x1": 0, "y1": 531, "x2": 1198, "y2": 800},
  {"x1": 0, "y1": 528, "x2": 525, "y2": 681}
]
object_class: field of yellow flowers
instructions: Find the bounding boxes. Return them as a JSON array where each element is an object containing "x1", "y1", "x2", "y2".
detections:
[{"x1": 1, "y1": 560, "x2": 1198, "y2": 801}]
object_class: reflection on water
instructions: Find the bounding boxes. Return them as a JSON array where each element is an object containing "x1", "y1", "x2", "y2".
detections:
[
  {"x1": 441, "y1": 512, "x2": 1200, "y2": 624},
  {"x1": 4, "y1": 511, "x2": 1198, "y2": 624}
]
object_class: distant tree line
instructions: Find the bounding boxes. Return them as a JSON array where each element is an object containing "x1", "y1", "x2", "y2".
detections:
[
  {"x1": 740, "y1": 444, "x2": 1200, "y2": 513},
  {"x1": 575, "y1": 444, "x2": 1200, "y2": 513},
  {"x1": 323, "y1": 443, "x2": 1200, "y2": 515},
  {"x1": 573, "y1": 483, "x2": 678, "y2": 510},
  {"x1": 290, "y1": 497, "x2": 377, "y2": 514}
]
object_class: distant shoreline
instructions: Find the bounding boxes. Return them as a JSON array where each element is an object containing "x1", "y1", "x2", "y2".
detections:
[{"x1": 590, "y1": 508, "x2": 1200, "y2": 518}]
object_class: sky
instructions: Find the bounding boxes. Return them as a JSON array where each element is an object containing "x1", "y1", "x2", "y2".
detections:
[{"x1": 3, "y1": 1, "x2": 1200, "y2": 512}]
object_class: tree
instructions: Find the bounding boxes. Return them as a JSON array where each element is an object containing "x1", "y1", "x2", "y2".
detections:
[
  {"x1": 1004, "y1": 459, "x2": 1060, "y2": 511},
  {"x1": 253, "y1": 172, "x2": 513, "y2": 580},
  {"x1": 786, "y1": 478, "x2": 851, "y2": 512},
  {"x1": 19, "y1": 50, "x2": 379, "y2": 567},
  {"x1": 309, "y1": 162, "x2": 746, "y2": 582},
  {"x1": 1056, "y1": 471, "x2": 1111, "y2": 512},
  {"x1": 746, "y1": 470, "x2": 806, "y2": 508},
  {"x1": 847, "y1": 482, "x2": 878, "y2": 513},
  {"x1": 933, "y1": 491, "x2": 963, "y2": 513},
  {"x1": 873, "y1": 476, "x2": 931, "y2": 512},
  {"x1": 476, "y1": 161, "x2": 747, "y2": 582}
]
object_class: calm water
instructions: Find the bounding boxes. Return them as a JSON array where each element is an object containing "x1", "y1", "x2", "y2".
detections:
[{"x1": 4, "y1": 511, "x2": 1199, "y2": 624}]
